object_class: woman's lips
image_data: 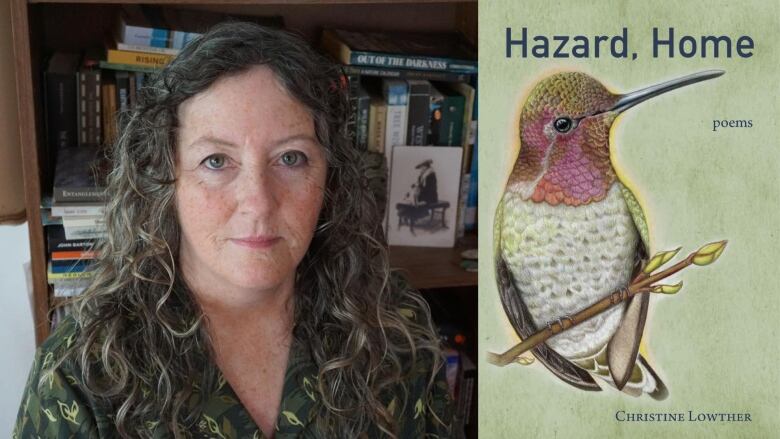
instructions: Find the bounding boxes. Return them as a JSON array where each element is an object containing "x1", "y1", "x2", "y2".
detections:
[{"x1": 230, "y1": 236, "x2": 280, "y2": 249}]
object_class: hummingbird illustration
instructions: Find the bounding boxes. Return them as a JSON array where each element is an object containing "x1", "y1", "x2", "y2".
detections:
[{"x1": 494, "y1": 70, "x2": 724, "y2": 398}]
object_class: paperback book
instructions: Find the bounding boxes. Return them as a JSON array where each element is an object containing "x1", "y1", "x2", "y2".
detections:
[{"x1": 479, "y1": 1, "x2": 779, "y2": 437}]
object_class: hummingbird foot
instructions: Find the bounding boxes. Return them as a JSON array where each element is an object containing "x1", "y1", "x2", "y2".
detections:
[{"x1": 546, "y1": 315, "x2": 576, "y2": 334}]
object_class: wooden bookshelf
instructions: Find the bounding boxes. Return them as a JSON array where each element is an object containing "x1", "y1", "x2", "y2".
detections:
[
  {"x1": 10, "y1": 0, "x2": 477, "y2": 346},
  {"x1": 390, "y1": 232, "x2": 477, "y2": 290}
]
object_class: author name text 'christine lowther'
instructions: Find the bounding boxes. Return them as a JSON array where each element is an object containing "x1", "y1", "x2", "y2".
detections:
[{"x1": 615, "y1": 410, "x2": 752, "y2": 422}]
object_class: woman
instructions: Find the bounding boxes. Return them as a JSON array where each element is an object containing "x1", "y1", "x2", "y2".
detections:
[{"x1": 15, "y1": 23, "x2": 452, "y2": 438}]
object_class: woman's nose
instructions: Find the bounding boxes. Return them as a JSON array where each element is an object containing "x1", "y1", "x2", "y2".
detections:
[{"x1": 235, "y1": 167, "x2": 279, "y2": 216}]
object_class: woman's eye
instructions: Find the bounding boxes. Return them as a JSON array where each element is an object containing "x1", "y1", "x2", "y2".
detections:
[
  {"x1": 203, "y1": 154, "x2": 227, "y2": 170},
  {"x1": 280, "y1": 151, "x2": 307, "y2": 167}
]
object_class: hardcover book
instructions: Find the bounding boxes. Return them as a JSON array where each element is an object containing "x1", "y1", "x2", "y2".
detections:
[{"x1": 479, "y1": 0, "x2": 780, "y2": 437}]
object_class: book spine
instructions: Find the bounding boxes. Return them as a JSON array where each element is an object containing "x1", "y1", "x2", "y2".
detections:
[
  {"x1": 106, "y1": 49, "x2": 174, "y2": 69},
  {"x1": 77, "y1": 72, "x2": 87, "y2": 147},
  {"x1": 50, "y1": 277, "x2": 90, "y2": 288},
  {"x1": 367, "y1": 99, "x2": 388, "y2": 154},
  {"x1": 340, "y1": 65, "x2": 471, "y2": 83},
  {"x1": 345, "y1": 73, "x2": 360, "y2": 148},
  {"x1": 54, "y1": 188, "x2": 105, "y2": 203},
  {"x1": 355, "y1": 86, "x2": 370, "y2": 150},
  {"x1": 349, "y1": 51, "x2": 478, "y2": 74},
  {"x1": 464, "y1": 140, "x2": 477, "y2": 232},
  {"x1": 51, "y1": 250, "x2": 97, "y2": 260},
  {"x1": 64, "y1": 225, "x2": 106, "y2": 241},
  {"x1": 50, "y1": 260, "x2": 93, "y2": 271},
  {"x1": 44, "y1": 71, "x2": 78, "y2": 150},
  {"x1": 62, "y1": 215, "x2": 106, "y2": 228},
  {"x1": 119, "y1": 22, "x2": 170, "y2": 48},
  {"x1": 116, "y1": 42, "x2": 180, "y2": 56},
  {"x1": 115, "y1": 72, "x2": 130, "y2": 122},
  {"x1": 99, "y1": 61, "x2": 158, "y2": 74},
  {"x1": 383, "y1": 80, "x2": 408, "y2": 154},
  {"x1": 47, "y1": 239, "x2": 95, "y2": 253},
  {"x1": 47, "y1": 269, "x2": 95, "y2": 281},
  {"x1": 134, "y1": 72, "x2": 145, "y2": 91},
  {"x1": 456, "y1": 172, "x2": 470, "y2": 240},
  {"x1": 406, "y1": 81, "x2": 431, "y2": 145},
  {"x1": 46, "y1": 226, "x2": 96, "y2": 253},
  {"x1": 51, "y1": 205, "x2": 106, "y2": 217},
  {"x1": 171, "y1": 31, "x2": 201, "y2": 49},
  {"x1": 78, "y1": 70, "x2": 102, "y2": 147},
  {"x1": 128, "y1": 74, "x2": 137, "y2": 110},
  {"x1": 438, "y1": 94, "x2": 465, "y2": 146},
  {"x1": 53, "y1": 284, "x2": 88, "y2": 298}
]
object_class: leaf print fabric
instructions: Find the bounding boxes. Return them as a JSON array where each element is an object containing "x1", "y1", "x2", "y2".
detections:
[{"x1": 15, "y1": 315, "x2": 454, "y2": 438}]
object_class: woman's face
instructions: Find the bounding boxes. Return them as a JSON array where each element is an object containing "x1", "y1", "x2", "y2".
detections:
[{"x1": 175, "y1": 66, "x2": 327, "y2": 298}]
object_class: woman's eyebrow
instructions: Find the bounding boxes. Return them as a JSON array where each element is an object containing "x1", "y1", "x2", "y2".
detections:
[
  {"x1": 270, "y1": 134, "x2": 320, "y2": 149},
  {"x1": 187, "y1": 135, "x2": 237, "y2": 149}
]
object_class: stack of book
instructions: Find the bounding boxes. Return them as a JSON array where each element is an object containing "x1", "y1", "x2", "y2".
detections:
[
  {"x1": 45, "y1": 224, "x2": 96, "y2": 298},
  {"x1": 321, "y1": 29, "x2": 479, "y2": 247},
  {"x1": 41, "y1": 146, "x2": 107, "y2": 297}
]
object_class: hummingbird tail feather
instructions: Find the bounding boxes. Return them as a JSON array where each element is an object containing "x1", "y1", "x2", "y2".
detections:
[
  {"x1": 639, "y1": 355, "x2": 668, "y2": 400},
  {"x1": 583, "y1": 349, "x2": 668, "y2": 399}
]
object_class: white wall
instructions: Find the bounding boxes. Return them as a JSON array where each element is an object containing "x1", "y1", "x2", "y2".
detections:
[{"x1": 0, "y1": 223, "x2": 35, "y2": 434}]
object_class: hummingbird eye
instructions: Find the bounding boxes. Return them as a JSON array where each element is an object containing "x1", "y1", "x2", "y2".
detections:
[{"x1": 554, "y1": 117, "x2": 574, "y2": 133}]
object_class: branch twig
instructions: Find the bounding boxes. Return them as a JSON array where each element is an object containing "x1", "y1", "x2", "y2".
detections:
[{"x1": 487, "y1": 240, "x2": 727, "y2": 367}]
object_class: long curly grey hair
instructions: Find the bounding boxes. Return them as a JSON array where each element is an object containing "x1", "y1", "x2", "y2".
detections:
[{"x1": 48, "y1": 22, "x2": 444, "y2": 437}]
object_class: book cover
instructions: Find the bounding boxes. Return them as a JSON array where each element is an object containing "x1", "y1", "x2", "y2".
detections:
[
  {"x1": 480, "y1": 0, "x2": 779, "y2": 437},
  {"x1": 322, "y1": 29, "x2": 478, "y2": 74},
  {"x1": 387, "y1": 146, "x2": 462, "y2": 247}
]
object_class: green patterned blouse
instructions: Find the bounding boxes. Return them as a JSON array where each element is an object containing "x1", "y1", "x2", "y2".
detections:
[{"x1": 14, "y1": 316, "x2": 453, "y2": 438}]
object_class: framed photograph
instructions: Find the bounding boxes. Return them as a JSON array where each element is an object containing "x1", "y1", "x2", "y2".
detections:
[{"x1": 387, "y1": 146, "x2": 462, "y2": 247}]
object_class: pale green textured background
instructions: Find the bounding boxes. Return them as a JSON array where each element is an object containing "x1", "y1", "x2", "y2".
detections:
[{"x1": 478, "y1": 0, "x2": 780, "y2": 437}]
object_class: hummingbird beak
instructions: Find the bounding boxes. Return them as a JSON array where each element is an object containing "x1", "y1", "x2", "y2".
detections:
[{"x1": 609, "y1": 70, "x2": 724, "y2": 114}]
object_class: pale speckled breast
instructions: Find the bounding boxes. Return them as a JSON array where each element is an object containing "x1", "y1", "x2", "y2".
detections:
[{"x1": 499, "y1": 183, "x2": 639, "y2": 359}]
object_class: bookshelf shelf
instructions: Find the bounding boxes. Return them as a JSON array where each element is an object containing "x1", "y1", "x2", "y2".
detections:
[{"x1": 389, "y1": 233, "x2": 477, "y2": 290}]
